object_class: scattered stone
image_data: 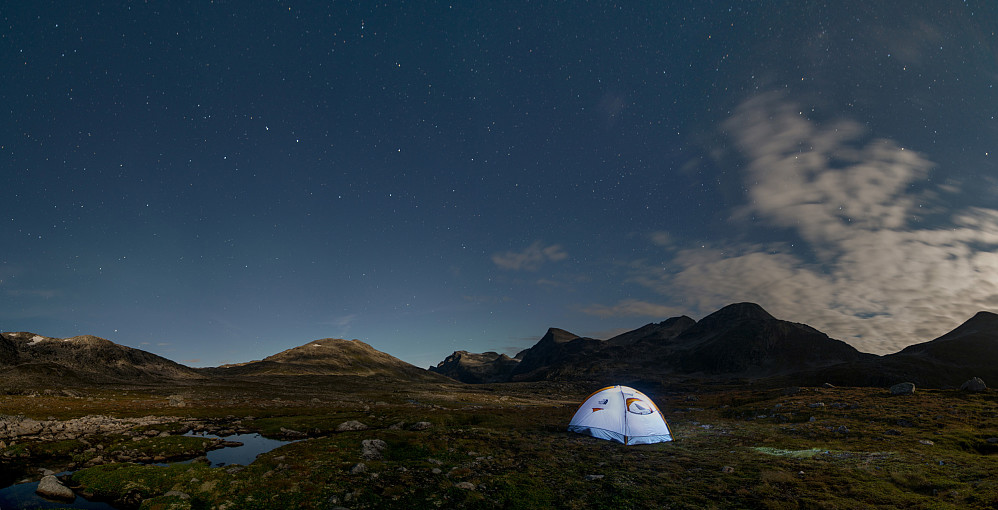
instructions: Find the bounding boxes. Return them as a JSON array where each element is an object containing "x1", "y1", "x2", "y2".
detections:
[
  {"x1": 919, "y1": 439, "x2": 935, "y2": 446},
  {"x1": 685, "y1": 395, "x2": 699, "y2": 402},
  {"x1": 167, "y1": 395, "x2": 186, "y2": 407},
  {"x1": 427, "y1": 458, "x2": 443, "y2": 465},
  {"x1": 454, "y1": 481, "x2": 476, "y2": 490},
  {"x1": 822, "y1": 382, "x2": 835, "y2": 388},
  {"x1": 808, "y1": 402, "x2": 825, "y2": 408},
  {"x1": 410, "y1": 421, "x2": 433, "y2": 431},
  {"x1": 389, "y1": 421, "x2": 406, "y2": 430},
  {"x1": 890, "y1": 382, "x2": 916, "y2": 396},
  {"x1": 431, "y1": 468, "x2": 442, "y2": 475},
  {"x1": 361, "y1": 439, "x2": 388, "y2": 460},
  {"x1": 583, "y1": 474, "x2": 605, "y2": 481},
  {"x1": 960, "y1": 377, "x2": 988, "y2": 392},
  {"x1": 279, "y1": 427, "x2": 306, "y2": 438},
  {"x1": 350, "y1": 462, "x2": 367, "y2": 474},
  {"x1": 809, "y1": 416, "x2": 817, "y2": 422},
  {"x1": 336, "y1": 420, "x2": 369, "y2": 432},
  {"x1": 986, "y1": 438, "x2": 998, "y2": 444},
  {"x1": 164, "y1": 490, "x2": 191, "y2": 500},
  {"x1": 36, "y1": 475, "x2": 75, "y2": 500},
  {"x1": 835, "y1": 426, "x2": 849, "y2": 434},
  {"x1": 884, "y1": 429, "x2": 902, "y2": 436},
  {"x1": 721, "y1": 466, "x2": 735, "y2": 474}
]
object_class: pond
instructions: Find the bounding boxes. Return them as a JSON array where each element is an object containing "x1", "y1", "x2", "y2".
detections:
[
  {"x1": 0, "y1": 432, "x2": 297, "y2": 509},
  {"x1": 183, "y1": 431, "x2": 298, "y2": 467}
]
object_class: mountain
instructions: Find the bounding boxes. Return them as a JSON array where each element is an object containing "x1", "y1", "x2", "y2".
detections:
[
  {"x1": 207, "y1": 338, "x2": 445, "y2": 381},
  {"x1": 430, "y1": 303, "x2": 877, "y2": 385},
  {"x1": 605, "y1": 316, "x2": 696, "y2": 346},
  {"x1": 429, "y1": 351, "x2": 521, "y2": 383},
  {"x1": 660, "y1": 303, "x2": 874, "y2": 376},
  {"x1": 0, "y1": 332, "x2": 204, "y2": 385},
  {"x1": 815, "y1": 311, "x2": 998, "y2": 388}
]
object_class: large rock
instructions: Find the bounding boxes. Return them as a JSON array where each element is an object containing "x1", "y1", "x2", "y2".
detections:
[
  {"x1": 960, "y1": 377, "x2": 988, "y2": 392},
  {"x1": 336, "y1": 420, "x2": 368, "y2": 432},
  {"x1": 361, "y1": 439, "x2": 387, "y2": 460},
  {"x1": 890, "y1": 382, "x2": 916, "y2": 396},
  {"x1": 36, "y1": 475, "x2": 75, "y2": 500}
]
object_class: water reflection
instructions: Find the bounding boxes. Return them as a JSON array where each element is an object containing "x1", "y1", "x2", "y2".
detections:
[
  {"x1": 184, "y1": 432, "x2": 296, "y2": 467},
  {"x1": 0, "y1": 480, "x2": 115, "y2": 510}
]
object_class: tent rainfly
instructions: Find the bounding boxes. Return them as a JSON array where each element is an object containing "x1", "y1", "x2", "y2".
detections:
[{"x1": 567, "y1": 385, "x2": 673, "y2": 445}]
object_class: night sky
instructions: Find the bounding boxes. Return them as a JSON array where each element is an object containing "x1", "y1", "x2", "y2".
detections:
[{"x1": 4, "y1": 2, "x2": 998, "y2": 369}]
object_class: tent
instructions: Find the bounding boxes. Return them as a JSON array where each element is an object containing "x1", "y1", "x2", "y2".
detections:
[{"x1": 567, "y1": 385, "x2": 672, "y2": 445}]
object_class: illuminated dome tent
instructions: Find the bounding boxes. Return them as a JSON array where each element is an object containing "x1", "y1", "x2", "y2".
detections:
[{"x1": 567, "y1": 385, "x2": 673, "y2": 445}]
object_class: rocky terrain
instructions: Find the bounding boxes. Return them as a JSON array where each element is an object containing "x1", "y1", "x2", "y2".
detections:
[{"x1": 1, "y1": 302, "x2": 998, "y2": 508}]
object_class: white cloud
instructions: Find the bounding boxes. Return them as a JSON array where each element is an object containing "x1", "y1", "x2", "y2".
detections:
[
  {"x1": 492, "y1": 242, "x2": 568, "y2": 271},
  {"x1": 582, "y1": 299, "x2": 686, "y2": 319},
  {"x1": 623, "y1": 94, "x2": 998, "y2": 354}
]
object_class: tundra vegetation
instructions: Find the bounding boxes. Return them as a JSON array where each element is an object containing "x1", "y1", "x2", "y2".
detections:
[{"x1": 2, "y1": 380, "x2": 997, "y2": 509}]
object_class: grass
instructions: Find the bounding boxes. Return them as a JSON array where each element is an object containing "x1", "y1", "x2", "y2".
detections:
[{"x1": 2, "y1": 382, "x2": 998, "y2": 508}]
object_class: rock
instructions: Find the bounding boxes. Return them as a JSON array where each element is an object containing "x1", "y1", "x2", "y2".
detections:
[
  {"x1": 890, "y1": 382, "x2": 915, "y2": 396},
  {"x1": 454, "y1": 481, "x2": 476, "y2": 490},
  {"x1": 960, "y1": 377, "x2": 987, "y2": 392},
  {"x1": 721, "y1": 466, "x2": 735, "y2": 474},
  {"x1": 822, "y1": 382, "x2": 835, "y2": 388},
  {"x1": 336, "y1": 420, "x2": 369, "y2": 432},
  {"x1": 410, "y1": 421, "x2": 433, "y2": 431},
  {"x1": 350, "y1": 462, "x2": 367, "y2": 474},
  {"x1": 835, "y1": 426, "x2": 849, "y2": 434},
  {"x1": 583, "y1": 474, "x2": 605, "y2": 481},
  {"x1": 36, "y1": 475, "x2": 75, "y2": 500},
  {"x1": 361, "y1": 439, "x2": 388, "y2": 460},
  {"x1": 986, "y1": 437, "x2": 998, "y2": 444},
  {"x1": 919, "y1": 439, "x2": 935, "y2": 446},
  {"x1": 168, "y1": 395, "x2": 186, "y2": 407},
  {"x1": 164, "y1": 490, "x2": 191, "y2": 500}
]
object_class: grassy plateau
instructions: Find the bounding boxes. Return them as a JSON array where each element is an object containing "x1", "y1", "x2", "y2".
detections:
[{"x1": 2, "y1": 378, "x2": 998, "y2": 509}]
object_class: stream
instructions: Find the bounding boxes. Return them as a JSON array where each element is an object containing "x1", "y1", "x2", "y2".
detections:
[{"x1": 0, "y1": 433, "x2": 295, "y2": 509}]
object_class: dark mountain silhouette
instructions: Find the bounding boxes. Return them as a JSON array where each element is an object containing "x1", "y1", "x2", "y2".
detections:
[
  {"x1": 431, "y1": 303, "x2": 880, "y2": 386},
  {"x1": 662, "y1": 303, "x2": 874, "y2": 376},
  {"x1": 429, "y1": 351, "x2": 521, "y2": 383},
  {"x1": 0, "y1": 332, "x2": 204, "y2": 384},
  {"x1": 807, "y1": 311, "x2": 998, "y2": 388},
  {"x1": 605, "y1": 316, "x2": 697, "y2": 346}
]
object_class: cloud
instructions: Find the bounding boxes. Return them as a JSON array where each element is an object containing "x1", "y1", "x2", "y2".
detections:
[
  {"x1": 582, "y1": 299, "x2": 687, "y2": 319},
  {"x1": 492, "y1": 242, "x2": 568, "y2": 271},
  {"x1": 627, "y1": 93, "x2": 998, "y2": 354}
]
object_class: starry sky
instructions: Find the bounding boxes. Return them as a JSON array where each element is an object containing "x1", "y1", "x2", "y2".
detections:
[{"x1": 4, "y1": 2, "x2": 998, "y2": 369}]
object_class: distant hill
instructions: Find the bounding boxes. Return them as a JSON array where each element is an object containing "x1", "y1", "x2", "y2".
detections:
[
  {"x1": 205, "y1": 338, "x2": 446, "y2": 381},
  {"x1": 0, "y1": 332, "x2": 204, "y2": 385}
]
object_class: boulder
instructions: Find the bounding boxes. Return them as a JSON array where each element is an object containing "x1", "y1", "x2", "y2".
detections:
[
  {"x1": 960, "y1": 377, "x2": 987, "y2": 392},
  {"x1": 336, "y1": 420, "x2": 368, "y2": 432},
  {"x1": 36, "y1": 475, "x2": 75, "y2": 500},
  {"x1": 890, "y1": 382, "x2": 915, "y2": 396},
  {"x1": 361, "y1": 439, "x2": 387, "y2": 460},
  {"x1": 410, "y1": 421, "x2": 433, "y2": 431}
]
